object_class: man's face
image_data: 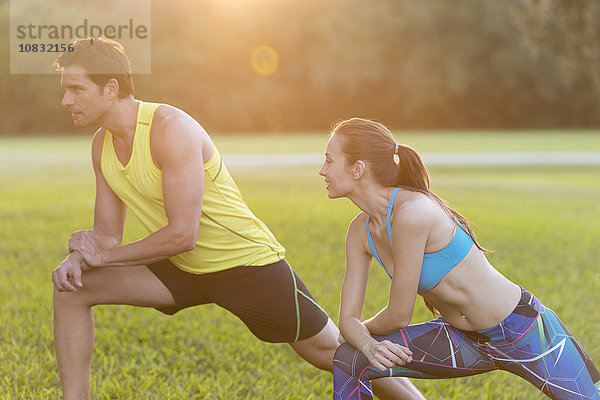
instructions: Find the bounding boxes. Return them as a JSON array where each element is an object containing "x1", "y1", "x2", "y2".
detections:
[{"x1": 60, "y1": 65, "x2": 110, "y2": 128}]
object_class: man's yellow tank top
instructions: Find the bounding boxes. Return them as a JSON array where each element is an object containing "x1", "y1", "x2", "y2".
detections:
[{"x1": 100, "y1": 101, "x2": 285, "y2": 273}]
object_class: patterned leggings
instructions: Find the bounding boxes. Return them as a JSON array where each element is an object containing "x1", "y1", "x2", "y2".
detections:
[{"x1": 333, "y1": 289, "x2": 600, "y2": 400}]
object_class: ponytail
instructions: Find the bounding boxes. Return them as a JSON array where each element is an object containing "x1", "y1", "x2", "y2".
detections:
[
  {"x1": 396, "y1": 144, "x2": 429, "y2": 191},
  {"x1": 394, "y1": 143, "x2": 488, "y2": 254}
]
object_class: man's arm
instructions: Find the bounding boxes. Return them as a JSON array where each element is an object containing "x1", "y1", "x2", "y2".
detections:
[
  {"x1": 70, "y1": 107, "x2": 206, "y2": 267},
  {"x1": 53, "y1": 128, "x2": 127, "y2": 292},
  {"x1": 90, "y1": 127, "x2": 128, "y2": 246}
]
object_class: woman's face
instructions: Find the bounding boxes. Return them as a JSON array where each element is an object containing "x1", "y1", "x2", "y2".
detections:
[{"x1": 318, "y1": 134, "x2": 355, "y2": 199}]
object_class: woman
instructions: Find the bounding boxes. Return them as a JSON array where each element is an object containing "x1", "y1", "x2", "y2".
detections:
[{"x1": 319, "y1": 118, "x2": 599, "y2": 400}]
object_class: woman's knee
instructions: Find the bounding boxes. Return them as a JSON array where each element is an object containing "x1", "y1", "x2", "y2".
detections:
[{"x1": 334, "y1": 342, "x2": 360, "y2": 365}]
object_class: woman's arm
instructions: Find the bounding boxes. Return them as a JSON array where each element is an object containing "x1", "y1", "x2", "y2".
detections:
[
  {"x1": 338, "y1": 215, "x2": 374, "y2": 350},
  {"x1": 363, "y1": 203, "x2": 429, "y2": 335},
  {"x1": 339, "y1": 215, "x2": 413, "y2": 371}
]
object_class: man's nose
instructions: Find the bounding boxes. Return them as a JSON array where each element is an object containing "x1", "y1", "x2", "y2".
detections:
[{"x1": 61, "y1": 91, "x2": 73, "y2": 107}]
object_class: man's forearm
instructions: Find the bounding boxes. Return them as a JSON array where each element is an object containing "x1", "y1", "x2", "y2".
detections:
[
  {"x1": 91, "y1": 227, "x2": 122, "y2": 249},
  {"x1": 97, "y1": 224, "x2": 194, "y2": 267}
]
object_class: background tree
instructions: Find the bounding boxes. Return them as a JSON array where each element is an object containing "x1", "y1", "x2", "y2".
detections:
[
  {"x1": 2, "y1": 0, "x2": 599, "y2": 134},
  {"x1": 511, "y1": 0, "x2": 600, "y2": 93}
]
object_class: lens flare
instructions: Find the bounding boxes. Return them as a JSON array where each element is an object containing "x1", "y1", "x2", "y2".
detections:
[{"x1": 250, "y1": 45, "x2": 279, "y2": 75}]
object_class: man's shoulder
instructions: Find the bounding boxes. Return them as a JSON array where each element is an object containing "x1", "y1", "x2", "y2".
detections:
[
  {"x1": 147, "y1": 102, "x2": 211, "y2": 161},
  {"x1": 151, "y1": 103, "x2": 207, "y2": 138},
  {"x1": 152, "y1": 103, "x2": 190, "y2": 127},
  {"x1": 90, "y1": 127, "x2": 107, "y2": 164},
  {"x1": 91, "y1": 127, "x2": 107, "y2": 149},
  {"x1": 92, "y1": 126, "x2": 107, "y2": 140}
]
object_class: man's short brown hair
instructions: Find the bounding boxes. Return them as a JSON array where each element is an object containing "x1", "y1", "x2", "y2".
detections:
[{"x1": 54, "y1": 36, "x2": 134, "y2": 98}]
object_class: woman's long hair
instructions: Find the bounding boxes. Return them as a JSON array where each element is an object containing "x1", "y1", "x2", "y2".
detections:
[{"x1": 332, "y1": 117, "x2": 489, "y2": 316}]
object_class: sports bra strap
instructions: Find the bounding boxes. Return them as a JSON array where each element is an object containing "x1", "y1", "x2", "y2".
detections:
[
  {"x1": 366, "y1": 187, "x2": 474, "y2": 293},
  {"x1": 386, "y1": 187, "x2": 402, "y2": 247},
  {"x1": 365, "y1": 188, "x2": 402, "y2": 280},
  {"x1": 366, "y1": 217, "x2": 391, "y2": 279}
]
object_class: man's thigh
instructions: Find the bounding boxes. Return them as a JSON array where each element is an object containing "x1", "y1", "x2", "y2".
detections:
[{"x1": 209, "y1": 261, "x2": 329, "y2": 343}]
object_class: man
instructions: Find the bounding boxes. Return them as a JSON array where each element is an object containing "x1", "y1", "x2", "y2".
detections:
[{"x1": 52, "y1": 37, "x2": 423, "y2": 399}]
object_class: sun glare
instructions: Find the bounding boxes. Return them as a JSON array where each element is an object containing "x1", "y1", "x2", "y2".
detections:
[{"x1": 250, "y1": 45, "x2": 279, "y2": 76}]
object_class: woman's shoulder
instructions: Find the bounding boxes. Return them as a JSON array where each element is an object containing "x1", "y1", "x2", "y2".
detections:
[
  {"x1": 394, "y1": 191, "x2": 440, "y2": 228},
  {"x1": 346, "y1": 212, "x2": 372, "y2": 255},
  {"x1": 349, "y1": 212, "x2": 368, "y2": 229},
  {"x1": 347, "y1": 212, "x2": 369, "y2": 238}
]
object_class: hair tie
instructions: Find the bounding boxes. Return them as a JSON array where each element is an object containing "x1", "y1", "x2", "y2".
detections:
[
  {"x1": 393, "y1": 143, "x2": 400, "y2": 164},
  {"x1": 394, "y1": 143, "x2": 400, "y2": 155}
]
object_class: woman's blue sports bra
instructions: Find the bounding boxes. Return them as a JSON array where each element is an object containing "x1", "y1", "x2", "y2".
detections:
[{"x1": 365, "y1": 187, "x2": 474, "y2": 294}]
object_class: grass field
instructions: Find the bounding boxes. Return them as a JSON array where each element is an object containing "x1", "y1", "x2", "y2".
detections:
[
  {"x1": 2, "y1": 129, "x2": 600, "y2": 154},
  {"x1": 1, "y1": 133, "x2": 599, "y2": 399}
]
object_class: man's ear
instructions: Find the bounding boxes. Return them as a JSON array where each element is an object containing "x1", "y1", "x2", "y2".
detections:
[{"x1": 104, "y1": 78, "x2": 120, "y2": 99}]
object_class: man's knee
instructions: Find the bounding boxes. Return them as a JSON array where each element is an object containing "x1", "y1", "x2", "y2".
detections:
[
  {"x1": 53, "y1": 285, "x2": 93, "y2": 309},
  {"x1": 310, "y1": 320, "x2": 341, "y2": 371}
]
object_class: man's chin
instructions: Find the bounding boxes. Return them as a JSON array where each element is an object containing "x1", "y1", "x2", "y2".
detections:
[{"x1": 72, "y1": 119, "x2": 94, "y2": 128}]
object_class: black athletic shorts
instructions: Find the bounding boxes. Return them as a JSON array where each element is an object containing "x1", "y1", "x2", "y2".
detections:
[{"x1": 147, "y1": 259, "x2": 329, "y2": 343}]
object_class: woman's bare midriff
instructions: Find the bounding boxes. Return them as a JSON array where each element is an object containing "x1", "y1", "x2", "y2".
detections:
[{"x1": 421, "y1": 248, "x2": 522, "y2": 331}]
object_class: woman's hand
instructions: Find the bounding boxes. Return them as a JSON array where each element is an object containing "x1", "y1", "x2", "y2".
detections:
[{"x1": 362, "y1": 338, "x2": 413, "y2": 372}]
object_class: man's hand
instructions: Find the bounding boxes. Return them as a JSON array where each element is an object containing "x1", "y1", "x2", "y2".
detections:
[
  {"x1": 52, "y1": 252, "x2": 88, "y2": 292},
  {"x1": 68, "y1": 230, "x2": 105, "y2": 267}
]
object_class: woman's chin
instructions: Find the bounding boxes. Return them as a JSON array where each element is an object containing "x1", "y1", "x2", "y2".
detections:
[{"x1": 326, "y1": 189, "x2": 340, "y2": 199}]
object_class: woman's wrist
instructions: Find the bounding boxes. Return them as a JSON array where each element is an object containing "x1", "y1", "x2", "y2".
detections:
[{"x1": 359, "y1": 336, "x2": 378, "y2": 357}]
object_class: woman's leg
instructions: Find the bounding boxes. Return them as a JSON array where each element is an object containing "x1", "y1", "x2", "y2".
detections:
[
  {"x1": 334, "y1": 288, "x2": 600, "y2": 400},
  {"x1": 53, "y1": 266, "x2": 176, "y2": 400},
  {"x1": 333, "y1": 318, "x2": 496, "y2": 400},
  {"x1": 487, "y1": 304, "x2": 600, "y2": 400},
  {"x1": 290, "y1": 319, "x2": 425, "y2": 399}
]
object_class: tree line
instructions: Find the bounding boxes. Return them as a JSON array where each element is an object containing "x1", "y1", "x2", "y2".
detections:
[{"x1": 2, "y1": 0, "x2": 599, "y2": 134}]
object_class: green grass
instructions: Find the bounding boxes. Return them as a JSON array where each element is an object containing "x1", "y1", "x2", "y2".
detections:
[
  {"x1": 211, "y1": 129, "x2": 600, "y2": 153},
  {"x1": 0, "y1": 134, "x2": 599, "y2": 399},
  {"x1": 3, "y1": 129, "x2": 600, "y2": 155}
]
